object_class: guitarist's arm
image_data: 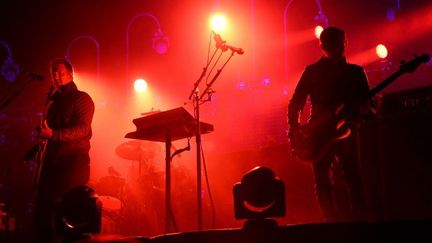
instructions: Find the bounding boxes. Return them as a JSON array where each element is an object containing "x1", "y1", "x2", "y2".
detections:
[{"x1": 288, "y1": 68, "x2": 311, "y2": 140}]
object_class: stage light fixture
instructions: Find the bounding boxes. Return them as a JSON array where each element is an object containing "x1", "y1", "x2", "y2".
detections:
[
  {"x1": 376, "y1": 44, "x2": 388, "y2": 59},
  {"x1": 1, "y1": 57, "x2": 19, "y2": 83},
  {"x1": 314, "y1": 25, "x2": 324, "y2": 39},
  {"x1": 233, "y1": 166, "x2": 285, "y2": 220},
  {"x1": 134, "y1": 78, "x2": 148, "y2": 92},
  {"x1": 55, "y1": 185, "x2": 102, "y2": 239},
  {"x1": 210, "y1": 14, "x2": 227, "y2": 33},
  {"x1": 152, "y1": 29, "x2": 170, "y2": 55},
  {"x1": 313, "y1": 6, "x2": 328, "y2": 39},
  {"x1": 0, "y1": 41, "x2": 19, "y2": 83},
  {"x1": 126, "y1": 13, "x2": 170, "y2": 77}
]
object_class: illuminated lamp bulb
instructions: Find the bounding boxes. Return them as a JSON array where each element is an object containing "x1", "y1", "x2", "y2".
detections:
[
  {"x1": 314, "y1": 25, "x2": 324, "y2": 39},
  {"x1": 210, "y1": 14, "x2": 227, "y2": 33},
  {"x1": 376, "y1": 44, "x2": 388, "y2": 59},
  {"x1": 134, "y1": 79, "x2": 148, "y2": 92}
]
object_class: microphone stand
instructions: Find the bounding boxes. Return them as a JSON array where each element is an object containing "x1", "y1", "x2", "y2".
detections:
[
  {"x1": 200, "y1": 51, "x2": 235, "y2": 100},
  {"x1": 189, "y1": 47, "x2": 238, "y2": 230},
  {"x1": 0, "y1": 76, "x2": 39, "y2": 112},
  {"x1": 187, "y1": 49, "x2": 215, "y2": 231}
]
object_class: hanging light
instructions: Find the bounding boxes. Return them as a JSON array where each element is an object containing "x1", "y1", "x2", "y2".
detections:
[
  {"x1": 1, "y1": 57, "x2": 20, "y2": 83},
  {"x1": 152, "y1": 29, "x2": 170, "y2": 55},
  {"x1": 0, "y1": 41, "x2": 19, "y2": 83}
]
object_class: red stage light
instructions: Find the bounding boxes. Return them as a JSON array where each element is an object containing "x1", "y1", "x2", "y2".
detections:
[
  {"x1": 314, "y1": 25, "x2": 324, "y2": 39},
  {"x1": 210, "y1": 14, "x2": 227, "y2": 33},
  {"x1": 376, "y1": 44, "x2": 388, "y2": 59},
  {"x1": 134, "y1": 78, "x2": 148, "y2": 92}
]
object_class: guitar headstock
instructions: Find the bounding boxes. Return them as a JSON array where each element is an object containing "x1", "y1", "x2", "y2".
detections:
[{"x1": 400, "y1": 54, "x2": 430, "y2": 74}]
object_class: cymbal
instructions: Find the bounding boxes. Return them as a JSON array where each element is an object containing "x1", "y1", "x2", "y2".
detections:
[{"x1": 115, "y1": 140, "x2": 161, "y2": 161}]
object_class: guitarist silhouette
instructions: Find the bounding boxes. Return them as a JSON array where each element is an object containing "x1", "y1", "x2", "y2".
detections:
[
  {"x1": 288, "y1": 27, "x2": 372, "y2": 222},
  {"x1": 288, "y1": 27, "x2": 430, "y2": 222}
]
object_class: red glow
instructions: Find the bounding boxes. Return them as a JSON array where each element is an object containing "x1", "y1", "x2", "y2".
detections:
[
  {"x1": 369, "y1": 5, "x2": 432, "y2": 46},
  {"x1": 349, "y1": 47, "x2": 381, "y2": 66},
  {"x1": 287, "y1": 28, "x2": 319, "y2": 46},
  {"x1": 4, "y1": 1, "x2": 429, "y2": 237}
]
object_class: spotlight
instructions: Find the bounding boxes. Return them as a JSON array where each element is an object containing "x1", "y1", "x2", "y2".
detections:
[
  {"x1": 134, "y1": 78, "x2": 148, "y2": 92},
  {"x1": 210, "y1": 14, "x2": 227, "y2": 33},
  {"x1": 152, "y1": 30, "x2": 170, "y2": 55},
  {"x1": 376, "y1": 44, "x2": 388, "y2": 59},
  {"x1": 314, "y1": 25, "x2": 324, "y2": 39},
  {"x1": 1, "y1": 57, "x2": 19, "y2": 83},
  {"x1": 233, "y1": 166, "x2": 285, "y2": 220},
  {"x1": 55, "y1": 185, "x2": 102, "y2": 239},
  {"x1": 314, "y1": 11, "x2": 328, "y2": 39}
]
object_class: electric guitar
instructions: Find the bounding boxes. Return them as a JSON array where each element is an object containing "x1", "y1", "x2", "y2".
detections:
[
  {"x1": 32, "y1": 85, "x2": 57, "y2": 192},
  {"x1": 290, "y1": 54, "x2": 430, "y2": 162}
]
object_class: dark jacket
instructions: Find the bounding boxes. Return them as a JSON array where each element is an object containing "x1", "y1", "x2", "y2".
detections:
[
  {"x1": 45, "y1": 81, "x2": 94, "y2": 160},
  {"x1": 288, "y1": 57, "x2": 370, "y2": 131}
]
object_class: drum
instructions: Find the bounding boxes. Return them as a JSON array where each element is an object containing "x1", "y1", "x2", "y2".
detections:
[{"x1": 99, "y1": 195, "x2": 122, "y2": 211}]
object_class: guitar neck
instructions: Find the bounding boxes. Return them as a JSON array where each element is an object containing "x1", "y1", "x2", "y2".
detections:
[
  {"x1": 368, "y1": 54, "x2": 430, "y2": 98},
  {"x1": 368, "y1": 70, "x2": 403, "y2": 98}
]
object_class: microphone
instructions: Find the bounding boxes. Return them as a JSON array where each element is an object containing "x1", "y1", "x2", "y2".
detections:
[
  {"x1": 25, "y1": 72, "x2": 44, "y2": 81},
  {"x1": 213, "y1": 32, "x2": 226, "y2": 49},
  {"x1": 224, "y1": 44, "x2": 244, "y2": 55}
]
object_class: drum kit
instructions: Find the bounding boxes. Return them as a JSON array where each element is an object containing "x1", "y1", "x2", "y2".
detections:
[{"x1": 94, "y1": 140, "x2": 168, "y2": 235}]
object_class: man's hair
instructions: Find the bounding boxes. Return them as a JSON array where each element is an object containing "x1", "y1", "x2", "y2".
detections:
[
  {"x1": 50, "y1": 58, "x2": 74, "y2": 74},
  {"x1": 319, "y1": 26, "x2": 345, "y2": 51}
]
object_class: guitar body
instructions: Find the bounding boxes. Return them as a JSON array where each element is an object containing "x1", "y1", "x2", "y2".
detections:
[{"x1": 291, "y1": 110, "x2": 351, "y2": 162}]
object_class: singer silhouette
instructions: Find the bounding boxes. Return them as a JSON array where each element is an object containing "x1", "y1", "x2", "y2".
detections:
[{"x1": 34, "y1": 58, "x2": 94, "y2": 243}]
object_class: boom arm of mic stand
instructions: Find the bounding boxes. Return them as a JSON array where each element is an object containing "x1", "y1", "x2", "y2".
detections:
[
  {"x1": 0, "y1": 76, "x2": 38, "y2": 112},
  {"x1": 188, "y1": 67, "x2": 206, "y2": 100},
  {"x1": 188, "y1": 48, "x2": 221, "y2": 100},
  {"x1": 199, "y1": 51, "x2": 235, "y2": 100}
]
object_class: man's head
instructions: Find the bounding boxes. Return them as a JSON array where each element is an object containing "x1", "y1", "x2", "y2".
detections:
[
  {"x1": 319, "y1": 26, "x2": 346, "y2": 58},
  {"x1": 50, "y1": 58, "x2": 73, "y2": 87}
]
